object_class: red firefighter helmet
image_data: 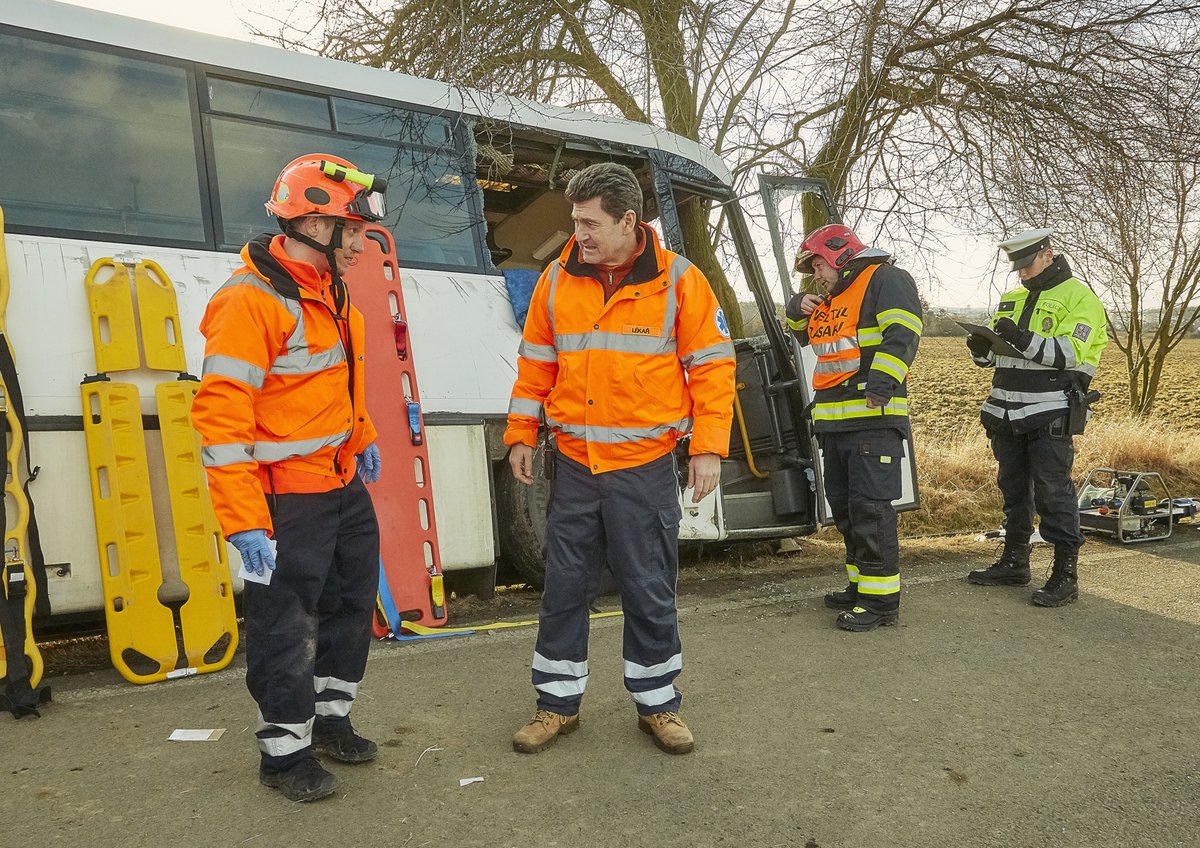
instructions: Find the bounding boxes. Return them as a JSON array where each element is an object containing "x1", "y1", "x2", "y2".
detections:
[
  {"x1": 264, "y1": 154, "x2": 387, "y2": 222},
  {"x1": 794, "y1": 224, "x2": 867, "y2": 274}
]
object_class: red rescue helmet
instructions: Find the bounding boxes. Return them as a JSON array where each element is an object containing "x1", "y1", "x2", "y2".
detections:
[
  {"x1": 265, "y1": 154, "x2": 388, "y2": 222},
  {"x1": 794, "y1": 224, "x2": 866, "y2": 274}
]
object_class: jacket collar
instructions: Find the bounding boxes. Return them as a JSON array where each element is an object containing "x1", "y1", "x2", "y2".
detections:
[
  {"x1": 243, "y1": 234, "x2": 330, "y2": 302},
  {"x1": 1021, "y1": 254, "x2": 1074, "y2": 292},
  {"x1": 561, "y1": 223, "x2": 663, "y2": 286}
]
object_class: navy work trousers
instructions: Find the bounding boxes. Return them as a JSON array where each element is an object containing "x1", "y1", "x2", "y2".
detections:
[
  {"x1": 989, "y1": 425, "x2": 1084, "y2": 553},
  {"x1": 820, "y1": 428, "x2": 904, "y2": 611},
  {"x1": 245, "y1": 476, "x2": 380, "y2": 770},
  {"x1": 532, "y1": 451, "x2": 684, "y2": 717}
]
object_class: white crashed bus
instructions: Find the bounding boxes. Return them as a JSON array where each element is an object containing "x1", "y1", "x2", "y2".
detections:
[{"x1": 0, "y1": 0, "x2": 916, "y2": 621}]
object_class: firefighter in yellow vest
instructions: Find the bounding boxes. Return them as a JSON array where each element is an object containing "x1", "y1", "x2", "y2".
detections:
[{"x1": 786, "y1": 225, "x2": 923, "y2": 631}]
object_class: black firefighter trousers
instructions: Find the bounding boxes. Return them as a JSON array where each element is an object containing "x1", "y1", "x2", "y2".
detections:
[
  {"x1": 245, "y1": 476, "x2": 380, "y2": 771},
  {"x1": 820, "y1": 428, "x2": 904, "y2": 612},
  {"x1": 532, "y1": 451, "x2": 685, "y2": 718}
]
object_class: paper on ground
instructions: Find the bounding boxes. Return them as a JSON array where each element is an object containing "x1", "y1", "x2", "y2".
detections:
[
  {"x1": 169, "y1": 728, "x2": 225, "y2": 742},
  {"x1": 459, "y1": 776, "x2": 485, "y2": 787}
]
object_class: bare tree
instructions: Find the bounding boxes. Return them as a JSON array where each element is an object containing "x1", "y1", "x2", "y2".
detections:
[
  {"x1": 254, "y1": 1, "x2": 1200, "y2": 335},
  {"x1": 992, "y1": 82, "x2": 1200, "y2": 414}
]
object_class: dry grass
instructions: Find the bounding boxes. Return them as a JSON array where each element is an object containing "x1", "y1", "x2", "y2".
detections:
[{"x1": 900, "y1": 337, "x2": 1200, "y2": 536}]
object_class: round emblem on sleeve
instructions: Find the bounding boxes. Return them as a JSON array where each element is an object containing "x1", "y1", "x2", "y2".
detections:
[
  {"x1": 715, "y1": 307, "x2": 731, "y2": 338},
  {"x1": 1042, "y1": 316, "x2": 1053, "y2": 332}
]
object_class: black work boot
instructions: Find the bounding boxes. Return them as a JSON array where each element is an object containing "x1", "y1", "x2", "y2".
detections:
[
  {"x1": 966, "y1": 543, "x2": 1032, "y2": 586},
  {"x1": 314, "y1": 719, "x2": 378, "y2": 764},
  {"x1": 259, "y1": 756, "x2": 338, "y2": 802},
  {"x1": 1032, "y1": 550, "x2": 1079, "y2": 607},
  {"x1": 824, "y1": 584, "x2": 858, "y2": 611},
  {"x1": 836, "y1": 604, "x2": 899, "y2": 632}
]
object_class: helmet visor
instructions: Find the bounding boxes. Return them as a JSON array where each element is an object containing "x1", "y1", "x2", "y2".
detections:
[{"x1": 348, "y1": 189, "x2": 387, "y2": 222}]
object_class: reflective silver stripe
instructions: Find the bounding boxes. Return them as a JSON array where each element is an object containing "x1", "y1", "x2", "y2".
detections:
[
  {"x1": 518, "y1": 340, "x2": 558, "y2": 362},
  {"x1": 254, "y1": 430, "x2": 350, "y2": 462},
  {"x1": 662, "y1": 255, "x2": 692, "y2": 335},
  {"x1": 314, "y1": 675, "x2": 359, "y2": 719},
  {"x1": 871, "y1": 352, "x2": 909, "y2": 382},
  {"x1": 813, "y1": 337, "x2": 858, "y2": 356},
  {"x1": 814, "y1": 357, "x2": 859, "y2": 374},
  {"x1": 255, "y1": 715, "x2": 313, "y2": 758},
  {"x1": 534, "y1": 678, "x2": 588, "y2": 698},
  {"x1": 682, "y1": 341, "x2": 735, "y2": 369},
  {"x1": 1056, "y1": 336, "x2": 1078, "y2": 368},
  {"x1": 624, "y1": 654, "x2": 682, "y2": 680},
  {"x1": 202, "y1": 443, "x2": 255, "y2": 467},
  {"x1": 203, "y1": 354, "x2": 265, "y2": 389},
  {"x1": 270, "y1": 342, "x2": 347, "y2": 376},
  {"x1": 555, "y1": 331, "x2": 676, "y2": 355},
  {"x1": 533, "y1": 652, "x2": 589, "y2": 678},
  {"x1": 220, "y1": 272, "x2": 286, "y2": 303},
  {"x1": 630, "y1": 683, "x2": 677, "y2": 706},
  {"x1": 857, "y1": 574, "x2": 901, "y2": 595},
  {"x1": 994, "y1": 355, "x2": 1096, "y2": 376},
  {"x1": 857, "y1": 327, "x2": 883, "y2": 346},
  {"x1": 1005, "y1": 400, "x2": 1070, "y2": 420},
  {"x1": 545, "y1": 416, "x2": 691, "y2": 444},
  {"x1": 547, "y1": 262, "x2": 562, "y2": 334},
  {"x1": 846, "y1": 563, "x2": 860, "y2": 582},
  {"x1": 509, "y1": 397, "x2": 544, "y2": 418},
  {"x1": 877, "y1": 308, "x2": 923, "y2": 335},
  {"x1": 811, "y1": 397, "x2": 908, "y2": 421},
  {"x1": 987, "y1": 388, "x2": 1068, "y2": 404},
  {"x1": 669, "y1": 255, "x2": 693, "y2": 285}
]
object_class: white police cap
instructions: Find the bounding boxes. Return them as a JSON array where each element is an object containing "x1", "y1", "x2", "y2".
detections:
[{"x1": 998, "y1": 227, "x2": 1055, "y2": 271}]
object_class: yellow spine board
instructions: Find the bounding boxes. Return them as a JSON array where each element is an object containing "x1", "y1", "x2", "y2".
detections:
[
  {"x1": 80, "y1": 381, "x2": 177, "y2": 684},
  {"x1": 0, "y1": 205, "x2": 43, "y2": 687},
  {"x1": 84, "y1": 260, "x2": 141, "y2": 374},
  {"x1": 134, "y1": 261, "x2": 187, "y2": 373},
  {"x1": 155, "y1": 380, "x2": 237, "y2": 671}
]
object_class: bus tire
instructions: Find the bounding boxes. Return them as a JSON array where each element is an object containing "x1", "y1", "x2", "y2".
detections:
[{"x1": 494, "y1": 453, "x2": 552, "y2": 590}]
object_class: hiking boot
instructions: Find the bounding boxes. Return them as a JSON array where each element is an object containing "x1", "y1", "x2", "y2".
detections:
[
  {"x1": 313, "y1": 721, "x2": 378, "y2": 763},
  {"x1": 1033, "y1": 550, "x2": 1079, "y2": 607},
  {"x1": 966, "y1": 543, "x2": 1032, "y2": 586},
  {"x1": 638, "y1": 711, "x2": 694, "y2": 755},
  {"x1": 836, "y1": 605, "x2": 900, "y2": 632},
  {"x1": 512, "y1": 709, "x2": 579, "y2": 753},
  {"x1": 259, "y1": 756, "x2": 337, "y2": 802},
  {"x1": 824, "y1": 585, "x2": 857, "y2": 611}
]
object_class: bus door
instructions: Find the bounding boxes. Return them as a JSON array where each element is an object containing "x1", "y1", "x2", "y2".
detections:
[
  {"x1": 757, "y1": 176, "x2": 920, "y2": 523},
  {"x1": 650, "y1": 153, "x2": 819, "y2": 542}
]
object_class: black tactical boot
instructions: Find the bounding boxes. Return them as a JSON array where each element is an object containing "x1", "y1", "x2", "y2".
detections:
[
  {"x1": 824, "y1": 584, "x2": 858, "y2": 611},
  {"x1": 259, "y1": 756, "x2": 337, "y2": 802},
  {"x1": 966, "y1": 543, "x2": 1032, "y2": 586},
  {"x1": 1032, "y1": 550, "x2": 1079, "y2": 607},
  {"x1": 314, "y1": 719, "x2": 378, "y2": 764},
  {"x1": 836, "y1": 604, "x2": 899, "y2": 632}
]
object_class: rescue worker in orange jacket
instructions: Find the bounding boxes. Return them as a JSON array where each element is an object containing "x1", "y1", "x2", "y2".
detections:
[
  {"x1": 191, "y1": 154, "x2": 386, "y2": 802},
  {"x1": 505, "y1": 162, "x2": 736, "y2": 755},
  {"x1": 786, "y1": 225, "x2": 923, "y2": 632}
]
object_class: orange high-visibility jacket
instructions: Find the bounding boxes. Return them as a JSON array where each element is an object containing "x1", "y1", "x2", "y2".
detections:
[
  {"x1": 191, "y1": 234, "x2": 377, "y2": 537},
  {"x1": 505, "y1": 225, "x2": 736, "y2": 473}
]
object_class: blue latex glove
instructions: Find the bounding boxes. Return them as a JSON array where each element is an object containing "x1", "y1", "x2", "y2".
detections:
[
  {"x1": 357, "y1": 442, "x2": 381, "y2": 484},
  {"x1": 229, "y1": 529, "x2": 276, "y2": 576}
]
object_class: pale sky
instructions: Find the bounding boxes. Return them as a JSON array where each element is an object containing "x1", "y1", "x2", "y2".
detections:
[{"x1": 57, "y1": 0, "x2": 1006, "y2": 310}]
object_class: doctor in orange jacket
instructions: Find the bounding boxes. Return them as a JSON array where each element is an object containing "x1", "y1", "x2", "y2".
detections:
[
  {"x1": 505, "y1": 162, "x2": 736, "y2": 756},
  {"x1": 191, "y1": 155, "x2": 385, "y2": 802}
]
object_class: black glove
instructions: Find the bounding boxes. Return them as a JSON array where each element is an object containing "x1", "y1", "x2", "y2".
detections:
[
  {"x1": 966, "y1": 333, "x2": 990, "y2": 357},
  {"x1": 992, "y1": 317, "x2": 1021, "y2": 343},
  {"x1": 785, "y1": 292, "x2": 808, "y2": 323}
]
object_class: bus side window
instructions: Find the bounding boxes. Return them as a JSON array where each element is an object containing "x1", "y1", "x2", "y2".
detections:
[{"x1": 0, "y1": 32, "x2": 205, "y2": 243}]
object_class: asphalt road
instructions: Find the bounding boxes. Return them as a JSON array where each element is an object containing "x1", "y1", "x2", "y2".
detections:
[{"x1": 3, "y1": 531, "x2": 1198, "y2": 848}]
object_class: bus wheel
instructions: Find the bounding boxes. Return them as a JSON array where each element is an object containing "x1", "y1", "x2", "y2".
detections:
[{"x1": 494, "y1": 452, "x2": 552, "y2": 589}]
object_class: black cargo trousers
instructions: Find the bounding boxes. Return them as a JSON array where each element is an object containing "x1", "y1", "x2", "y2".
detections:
[
  {"x1": 819, "y1": 427, "x2": 905, "y2": 612},
  {"x1": 244, "y1": 475, "x2": 380, "y2": 771},
  {"x1": 988, "y1": 422, "x2": 1084, "y2": 553}
]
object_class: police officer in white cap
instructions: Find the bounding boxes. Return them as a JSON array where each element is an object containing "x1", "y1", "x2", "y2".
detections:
[{"x1": 964, "y1": 228, "x2": 1108, "y2": 606}]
